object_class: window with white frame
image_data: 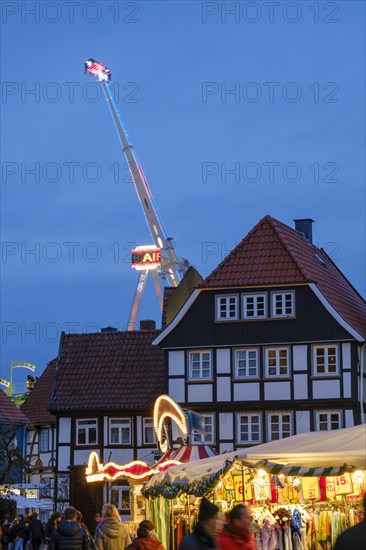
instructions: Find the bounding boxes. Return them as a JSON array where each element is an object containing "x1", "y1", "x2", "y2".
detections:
[
  {"x1": 109, "y1": 418, "x2": 131, "y2": 445},
  {"x1": 265, "y1": 347, "x2": 290, "y2": 377},
  {"x1": 189, "y1": 351, "x2": 212, "y2": 380},
  {"x1": 234, "y1": 349, "x2": 259, "y2": 378},
  {"x1": 39, "y1": 429, "x2": 49, "y2": 452},
  {"x1": 313, "y1": 345, "x2": 338, "y2": 375},
  {"x1": 76, "y1": 419, "x2": 97, "y2": 445},
  {"x1": 216, "y1": 295, "x2": 238, "y2": 320},
  {"x1": 268, "y1": 412, "x2": 293, "y2": 441},
  {"x1": 242, "y1": 293, "x2": 267, "y2": 319},
  {"x1": 272, "y1": 291, "x2": 295, "y2": 317},
  {"x1": 237, "y1": 413, "x2": 262, "y2": 444},
  {"x1": 111, "y1": 482, "x2": 130, "y2": 515},
  {"x1": 143, "y1": 418, "x2": 156, "y2": 445},
  {"x1": 192, "y1": 414, "x2": 215, "y2": 444},
  {"x1": 315, "y1": 411, "x2": 342, "y2": 431}
]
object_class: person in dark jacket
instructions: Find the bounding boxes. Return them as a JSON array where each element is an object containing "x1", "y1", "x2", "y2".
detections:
[
  {"x1": 179, "y1": 498, "x2": 223, "y2": 550},
  {"x1": 333, "y1": 494, "x2": 366, "y2": 550},
  {"x1": 49, "y1": 507, "x2": 91, "y2": 550},
  {"x1": 44, "y1": 513, "x2": 62, "y2": 548},
  {"x1": 1, "y1": 516, "x2": 14, "y2": 550},
  {"x1": 29, "y1": 513, "x2": 44, "y2": 550},
  {"x1": 90, "y1": 514, "x2": 102, "y2": 539},
  {"x1": 13, "y1": 516, "x2": 28, "y2": 550}
]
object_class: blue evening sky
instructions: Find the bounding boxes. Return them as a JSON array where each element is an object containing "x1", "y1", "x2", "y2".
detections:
[{"x1": 1, "y1": 1, "x2": 365, "y2": 386}]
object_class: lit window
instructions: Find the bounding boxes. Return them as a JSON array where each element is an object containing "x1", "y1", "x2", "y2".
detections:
[
  {"x1": 265, "y1": 348, "x2": 290, "y2": 377},
  {"x1": 242, "y1": 294, "x2": 267, "y2": 319},
  {"x1": 143, "y1": 418, "x2": 155, "y2": 445},
  {"x1": 109, "y1": 419, "x2": 131, "y2": 445},
  {"x1": 192, "y1": 415, "x2": 214, "y2": 444},
  {"x1": 189, "y1": 351, "x2": 212, "y2": 380},
  {"x1": 234, "y1": 349, "x2": 259, "y2": 378},
  {"x1": 271, "y1": 291, "x2": 295, "y2": 317},
  {"x1": 313, "y1": 345, "x2": 338, "y2": 376},
  {"x1": 268, "y1": 412, "x2": 293, "y2": 441},
  {"x1": 216, "y1": 295, "x2": 238, "y2": 321},
  {"x1": 315, "y1": 411, "x2": 342, "y2": 431},
  {"x1": 76, "y1": 419, "x2": 97, "y2": 445},
  {"x1": 111, "y1": 482, "x2": 130, "y2": 515},
  {"x1": 237, "y1": 414, "x2": 262, "y2": 444},
  {"x1": 39, "y1": 429, "x2": 49, "y2": 452}
]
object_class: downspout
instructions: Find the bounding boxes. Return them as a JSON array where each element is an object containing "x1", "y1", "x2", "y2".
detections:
[{"x1": 358, "y1": 343, "x2": 366, "y2": 424}]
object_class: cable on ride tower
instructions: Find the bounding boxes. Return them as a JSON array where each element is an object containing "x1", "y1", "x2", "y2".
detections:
[{"x1": 85, "y1": 59, "x2": 189, "y2": 330}]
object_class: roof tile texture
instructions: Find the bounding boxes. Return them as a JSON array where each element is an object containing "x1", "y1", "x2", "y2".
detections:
[
  {"x1": 202, "y1": 215, "x2": 366, "y2": 338},
  {"x1": 21, "y1": 359, "x2": 57, "y2": 425},
  {"x1": 0, "y1": 390, "x2": 29, "y2": 423},
  {"x1": 50, "y1": 330, "x2": 165, "y2": 412}
]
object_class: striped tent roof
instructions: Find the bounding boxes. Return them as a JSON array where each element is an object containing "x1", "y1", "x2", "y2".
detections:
[{"x1": 157, "y1": 444, "x2": 217, "y2": 464}]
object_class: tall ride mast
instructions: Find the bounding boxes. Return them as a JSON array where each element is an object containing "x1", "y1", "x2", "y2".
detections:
[{"x1": 85, "y1": 59, "x2": 188, "y2": 292}]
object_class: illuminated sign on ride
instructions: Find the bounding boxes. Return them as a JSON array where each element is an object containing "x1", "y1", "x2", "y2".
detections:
[
  {"x1": 131, "y1": 245, "x2": 161, "y2": 271},
  {"x1": 84, "y1": 58, "x2": 112, "y2": 82},
  {"x1": 11, "y1": 361, "x2": 36, "y2": 372}
]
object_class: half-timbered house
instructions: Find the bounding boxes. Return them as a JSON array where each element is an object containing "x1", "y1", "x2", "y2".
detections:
[
  {"x1": 21, "y1": 359, "x2": 57, "y2": 521},
  {"x1": 48, "y1": 322, "x2": 165, "y2": 526},
  {"x1": 154, "y1": 216, "x2": 366, "y2": 453}
]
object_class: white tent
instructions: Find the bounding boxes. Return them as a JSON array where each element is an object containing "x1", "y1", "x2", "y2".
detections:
[
  {"x1": 143, "y1": 425, "x2": 366, "y2": 498},
  {"x1": 241, "y1": 424, "x2": 366, "y2": 469}
]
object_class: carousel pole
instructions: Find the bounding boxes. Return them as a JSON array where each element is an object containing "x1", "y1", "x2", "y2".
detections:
[
  {"x1": 241, "y1": 465, "x2": 246, "y2": 503},
  {"x1": 171, "y1": 499, "x2": 175, "y2": 550},
  {"x1": 186, "y1": 493, "x2": 191, "y2": 532}
]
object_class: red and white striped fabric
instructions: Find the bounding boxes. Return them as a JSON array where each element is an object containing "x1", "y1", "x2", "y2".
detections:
[{"x1": 157, "y1": 444, "x2": 217, "y2": 464}]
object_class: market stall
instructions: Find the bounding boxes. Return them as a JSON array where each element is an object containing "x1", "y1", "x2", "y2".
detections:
[{"x1": 143, "y1": 425, "x2": 366, "y2": 549}]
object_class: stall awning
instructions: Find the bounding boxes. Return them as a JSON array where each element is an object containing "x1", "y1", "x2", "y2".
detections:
[
  {"x1": 243, "y1": 424, "x2": 366, "y2": 469},
  {"x1": 142, "y1": 425, "x2": 366, "y2": 499}
]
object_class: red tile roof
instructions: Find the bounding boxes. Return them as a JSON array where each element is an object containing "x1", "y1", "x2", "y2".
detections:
[
  {"x1": 21, "y1": 359, "x2": 57, "y2": 425},
  {"x1": 49, "y1": 330, "x2": 165, "y2": 412},
  {"x1": 0, "y1": 390, "x2": 29, "y2": 424},
  {"x1": 202, "y1": 215, "x2": 366, "y2": 339}
]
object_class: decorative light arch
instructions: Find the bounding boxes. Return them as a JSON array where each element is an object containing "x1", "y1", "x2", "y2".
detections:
[{"x1": 153, "y1": 395, "x2": 188, "y2": 452}]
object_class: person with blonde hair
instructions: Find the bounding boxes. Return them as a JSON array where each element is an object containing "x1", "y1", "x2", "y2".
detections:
[{"x1": 94, "y1": 504, "x2": 130, "y2": 550}]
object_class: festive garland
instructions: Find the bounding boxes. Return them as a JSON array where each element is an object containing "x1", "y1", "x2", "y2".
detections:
[{"x1": 142, "y1": 458, "x2": 355, "y2": 500}]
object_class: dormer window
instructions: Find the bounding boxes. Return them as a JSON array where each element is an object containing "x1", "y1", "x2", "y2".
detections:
[
  {"x1": 215, "y1": 295, "x2": 238, "y2": 321},
  {"x1": 242, "y1": 293, "x2": 267, "y2": 319},
  {"x1": 271, "y1": 291, "x2": 295, "y2": 318}
]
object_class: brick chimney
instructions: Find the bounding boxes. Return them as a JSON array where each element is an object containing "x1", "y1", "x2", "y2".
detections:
[
  {"x1": 139, "y1": 320, "x2": 156, "y2": 331},
  {"x1": 294, "y1": 219, "x2": 314, "y2": 244}
]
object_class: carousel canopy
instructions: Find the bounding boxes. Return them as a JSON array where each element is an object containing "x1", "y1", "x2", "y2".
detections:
[
  {"x1": 157, "y1": 444, "x2": 217, "y2": 464},
  {"x1": 143, "y1": 425, "x2": 366, "y2": 499}
]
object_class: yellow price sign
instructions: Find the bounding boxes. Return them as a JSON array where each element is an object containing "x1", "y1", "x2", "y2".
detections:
[
  {"x1": 301, "y1": 477, "x2": 320, "y2": 500},
  {"x1": 223, "y1": 474, "x2": 234, "y2": 491},
  {"x1": 232, "y1": 475, "x2": 254, "y2": 501},
  {"x1": 326, "y1": 474, "x2": 353, "y2": 497}
]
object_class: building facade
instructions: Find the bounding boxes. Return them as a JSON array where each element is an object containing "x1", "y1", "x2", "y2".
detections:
[
  {"x1": 155, "y1": 216, "x2": 366, "y2": 453},
  {"x1": 21, "y1": 359, "x2": 58, "y2": 521},
  {"x1": 48, "y1": 324, "x2": 165, "y2": 526}
]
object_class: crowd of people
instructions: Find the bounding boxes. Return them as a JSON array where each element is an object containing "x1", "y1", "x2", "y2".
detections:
[
  {"x1": 1, "y1": 494, "x2": 364, "y2": 550},
  {"x1": 0, "y1": 506, "x2": 164, "y2": 550}
]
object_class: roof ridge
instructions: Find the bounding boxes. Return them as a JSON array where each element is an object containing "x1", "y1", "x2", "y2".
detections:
[
  {"x1": 267, "y1": 216, "x2": 315, "y2": 282},
  {"x1": 202, "y1": 215, "x2": 270, "y2": 286}
]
